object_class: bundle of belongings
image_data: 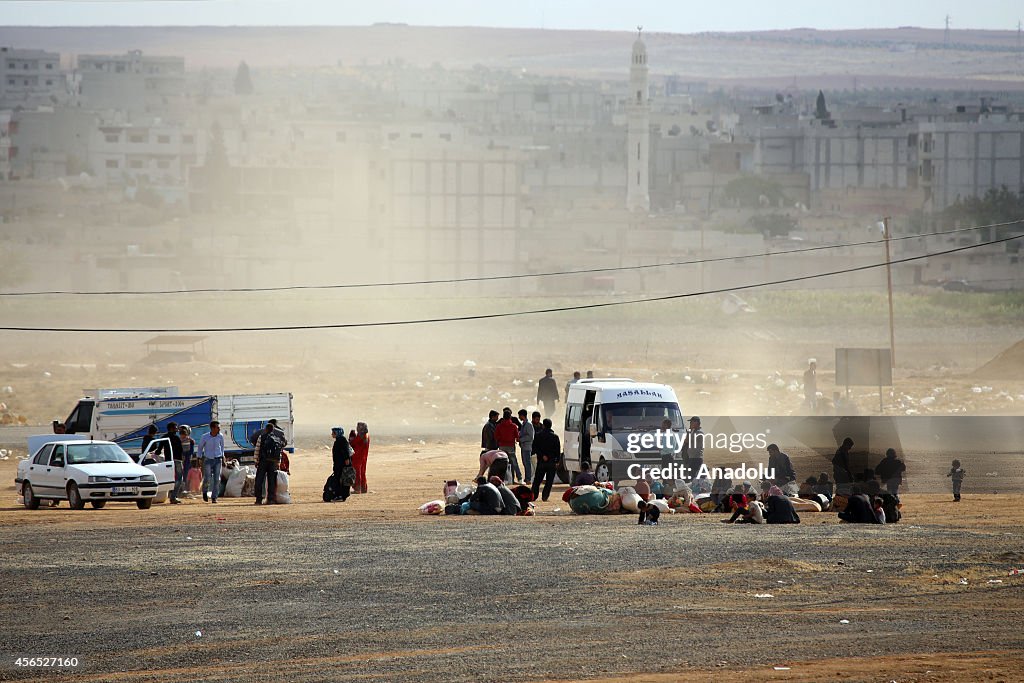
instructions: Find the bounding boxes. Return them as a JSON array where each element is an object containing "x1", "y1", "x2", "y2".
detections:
[{"x1": 431, "y1": 478, "x2": 536, "y2": 516}]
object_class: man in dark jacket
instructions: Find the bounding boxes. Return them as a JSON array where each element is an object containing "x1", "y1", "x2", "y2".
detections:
[
  {"x1": 767, "y1": 444, "x2": 797, "y2": 494},
  {"x1": 536, "y1": 369, "x2": 560, "y2": 418},
  {"x1": 838, "y1": 490, "x2": 879, "y2": 524},
  {"x1": 764, "y1": 495, "x2": 801, "y2": 524},
  {"x1": 874, "y1": 448, "x2": 906, "y2": 495},
  {"x1": 531, "y1": 418, "x2": 562, "y2": 502},
  {"x1": 832, "y1": 437, "x2": 854, "y2": 495},
  {"x1": 254, "y1": 422, "x2": 286, "y2": 505},
  {"x1": 470, "y1": 476, "x2": 504, "y2": 515},
  {"x1": 155, "y1": 422, "x2": 184, "y2": 504},
  {"x1": 481, "y1": 410, "x2": 499, "y2": 455}
]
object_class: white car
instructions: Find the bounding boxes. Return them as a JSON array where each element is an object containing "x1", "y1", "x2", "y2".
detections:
[{"x1": 16, "y1": 439, "x2": 173, "y2": 510}]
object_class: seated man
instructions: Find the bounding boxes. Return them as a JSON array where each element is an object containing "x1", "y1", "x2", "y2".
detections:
[
  {"x1": 469, "y1": 476, "x2": 505, "y2": 515},
  {"x1": 764, "y1": 495, "x2": 801, "y2": 524},
  {"x1": 637, "y1": 499, "x2": 661, "y2": 525},
  {"x1": 477, "y1": 449, "x2": 509, "y2": 481},
  {"x1": 573, "y1": 461, "x2": 597, "y2": 487},
  {"x1": 838, "y1": 490, "x2": 879, "y2": 524},
  {"x1": 493, "y1": 476, "x2": 521, "y2": 516}
]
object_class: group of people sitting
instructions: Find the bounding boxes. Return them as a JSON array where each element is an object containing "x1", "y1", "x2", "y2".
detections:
[{"x1": 466, "y1": 475, "x2": 536, "y2": 515}]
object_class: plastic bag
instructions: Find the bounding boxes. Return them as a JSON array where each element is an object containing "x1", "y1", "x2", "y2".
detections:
[
  {"x1": 649, "y1": 498, "x2": 672, "y2": 514},
  {"x1": 275, "y1": 491, "x2": 293, "y2": 504},
  {"x1": 224, "y1": 468, "x2": 247, "y2": 497},
  {"x1": 276, "y1": 470, "x2": 290, "y2": 494},
  {"x1": 419, "y1": 499, "x2": 444, "y2": 515},
  {"x1": 618, "y1": 486, "x2": 642, "y2": 513}
]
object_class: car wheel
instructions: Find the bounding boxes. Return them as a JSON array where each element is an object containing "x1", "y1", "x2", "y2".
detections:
[
  {"x1": 595, "y1": 460, "x2": 612, "y2": 483},
  {"x1": 67, "y1": 483, "x2": 86, "y2": 510},
  {"x1": 22, "y1": 482, "x2": 40, "y2": 510},
  {"x1": 90, "y1": 500, "x2": 107, "y2": 509},
  {"x1": 137, "y1": 498, "x2": 153, "y2": 510}
]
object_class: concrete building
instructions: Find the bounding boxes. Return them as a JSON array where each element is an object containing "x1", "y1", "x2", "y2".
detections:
[
  {"x1": 626, "y1": 31, "x2": 651, "y2": 212},
  {"x1": 90, "y1": 120, "x2": 200, "y2": 187},
  {"x1": 76, "y1": 51, "x2": 186, "y2": 120},
  {"x1": 0, "y1": 47, "x2": 63, "y2": 106},
  {"x1": 918, "y1": 117, "x2": 1024, "y2": 211}
]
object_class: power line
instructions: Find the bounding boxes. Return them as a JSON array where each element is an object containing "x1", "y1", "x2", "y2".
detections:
[
  {"x1": 4, "y1": 231, "x2": 1022, "y2": 333},
  {"x1": 3, "y1": 219, "x2": 1021, "y2": 298}
]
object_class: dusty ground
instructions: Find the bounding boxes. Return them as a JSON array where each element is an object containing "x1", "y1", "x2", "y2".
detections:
[{"x1": 1, "y1": 440, "x2": 1022, "y2": 682}]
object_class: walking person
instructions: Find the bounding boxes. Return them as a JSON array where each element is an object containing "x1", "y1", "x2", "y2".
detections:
[
  {"x1": 536, "y1": 368, "x2": 560, "y2": 418},
  {"x1": 874, "y1": 448, "x2": 906, "y2": 496},
  {"x1": 253, "y1": 421, "x2": 286, "y2": 505},
  {"x1": 517, "y1": 409, "x2": 535, "y2": 485},
  {"x1": 531, "y1": 418, "x2": 562, "y2": 502},
  {"x1": 495, "y1": 408, "x2": 521, "y2": 483},
  {"x1": 331, "y1": 426, "x2": 353, "y2": 502},
  {"x1": 349, "y1": 422, "x2": 370, "y2": 494},
  {"x1": 803, "y1": 359, "x2": 818, "y2": 412},
  {"x1": 196, "y1": 420, "x2": 226, "y2": 503},
  {"x1": 155, "y1": 422, "x2": 184, "y2": 504}
]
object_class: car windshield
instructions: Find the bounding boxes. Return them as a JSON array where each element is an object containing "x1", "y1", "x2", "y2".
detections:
[
  {"x1": 66, "y1": 443, "x2": 133, "y2": 465},
  {"x1": 600, "y1": 402, "x2": 683, "y2": 432}
]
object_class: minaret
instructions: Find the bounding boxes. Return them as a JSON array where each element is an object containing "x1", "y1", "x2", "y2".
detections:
[{"x1": 626, "y1": 26, "x2": 650, "y2": 213}]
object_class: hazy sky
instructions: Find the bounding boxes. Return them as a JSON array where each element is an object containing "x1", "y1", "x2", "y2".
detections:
[{"x1": 0, "y1": 0, "x2": 1019, "y2": 31}]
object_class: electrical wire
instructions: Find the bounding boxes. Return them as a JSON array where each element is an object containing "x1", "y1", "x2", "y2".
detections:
[
  {"x1": 3, "y1": 230, "x2": 1021, "y2": 333},
  {"x1": 3, "y1": 218, "x2": 1021, "y2": 297}
]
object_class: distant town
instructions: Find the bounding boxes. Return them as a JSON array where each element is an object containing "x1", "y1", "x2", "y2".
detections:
[{"x1": 1, "y1": 29, "x2": 1022, "y2": 294}]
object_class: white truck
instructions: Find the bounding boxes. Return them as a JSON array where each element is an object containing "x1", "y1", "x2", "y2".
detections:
[
  {"x1": 58, "y1": 387, "x2": 294, "y2": 461},
  {"x1": 562, "y1": 378, "x2": 685, "y2": 485}
]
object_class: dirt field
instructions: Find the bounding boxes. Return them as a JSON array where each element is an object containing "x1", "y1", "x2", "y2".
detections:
[{"x1": 1, "y1": 439, "x2": 1023, "y2": 682}]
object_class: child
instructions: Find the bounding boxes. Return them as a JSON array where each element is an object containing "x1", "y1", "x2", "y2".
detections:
[
  {"x1": 872, "y1": 497, "x2": 887, "y2": 524},
  {"x1": 637, "y1": 500, "x2": 660, "y2": 525},
  {"x1": 947, "y1": 459, "x2": 966, "y2": 502}
]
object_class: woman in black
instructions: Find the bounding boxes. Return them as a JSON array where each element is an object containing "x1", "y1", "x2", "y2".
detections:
[{"x1": 330, "y1": 426, "x2": 353, "y2": 502}]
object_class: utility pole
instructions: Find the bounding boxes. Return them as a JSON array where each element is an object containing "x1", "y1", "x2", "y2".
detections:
[{"x1": 883, "y1": 216, "x2": 896, "y2": 368}]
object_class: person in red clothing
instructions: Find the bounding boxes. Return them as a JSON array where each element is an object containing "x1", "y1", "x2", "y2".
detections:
[
  {"x1": 348, "y1": 422, "x2": 370, "y2": 494},
  {"x1": 494, "y1": 408, "x2": 522, "y2": 483}
]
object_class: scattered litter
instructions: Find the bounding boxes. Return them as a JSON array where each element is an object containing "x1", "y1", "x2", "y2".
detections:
[
  {"x1": 195, "y1": 630, "x2": 202, "y2": 637},
  {"x1": 839, "y1": 619, "x2": 850, "y2": 625},
  {"x1": 866, "y1": 569, "x2": 874, "y2": 573},
  {"x1": 773, "y1": 667, "x2": 791, "y2": 671},
  {"x1": 987, "y1": 580, "x2": 1003, "y2": 584},
  {"x1": 754, "y1": 593, "x2": 774, "y2": 599},
  {"x1": 185, "y1": 536, "x2": 192, "y2": 541},
  {"x1": 985, "y1": 472, "x2": 999, "y2": 477},
  {"x1": 1008, "y1": 568, "x2": 1023, "y2": 576},
  {"x1": 333, "y1": 569, "x2": 340, "y2": 575},
  {"x1": 958, "y1": 577, "x2": 969, "y2": 585}
]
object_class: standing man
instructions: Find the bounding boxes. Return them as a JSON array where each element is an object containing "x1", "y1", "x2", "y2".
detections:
[
  {"x1": 481, "y1": 410, "x2": 499, "y2": 455},
  {"x1": 803, "y1": 359, "x2": 818, "y2": 412},
  {"x1": 531, "y1": 418, "x2": 562, "y2": 502},
  {"x1": 766, "y1": 443, "x2": 797, "y2": 495},
  {"x1": 537, "y1": 368, "x2": 560, "y2": 418},
  {"x1": 156, "y1": 422, "x2": 184, "y2": 504},
  {"x1": 833, "y1": 437, "x2": 855, "y2": 495},
  {"x1": 874, "y1": 448, "x2": 906, "y2": 496},
  {"x1": 495, "y1": 408, "x2": 521, "y2": 483},
  {"x1": 564, "y1": 371, "x2": 581, "y2": 400},
  {"x1": 517, "y1": 409, "x2": 535, "y2": 485},
  {"x1": 254, "y1": 421, "x2": 286, "y2": 505},
  {"x1": 197, "y1": 420, "x2": 226, "y2": 503},
  {"x1": 684, "y1": 416, "x2": 705, "y2": 480}
]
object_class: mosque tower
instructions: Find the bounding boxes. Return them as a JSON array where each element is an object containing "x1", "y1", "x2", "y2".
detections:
[{"x1": 626, "y1": 27, "x2": 650, "y2": 212}]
